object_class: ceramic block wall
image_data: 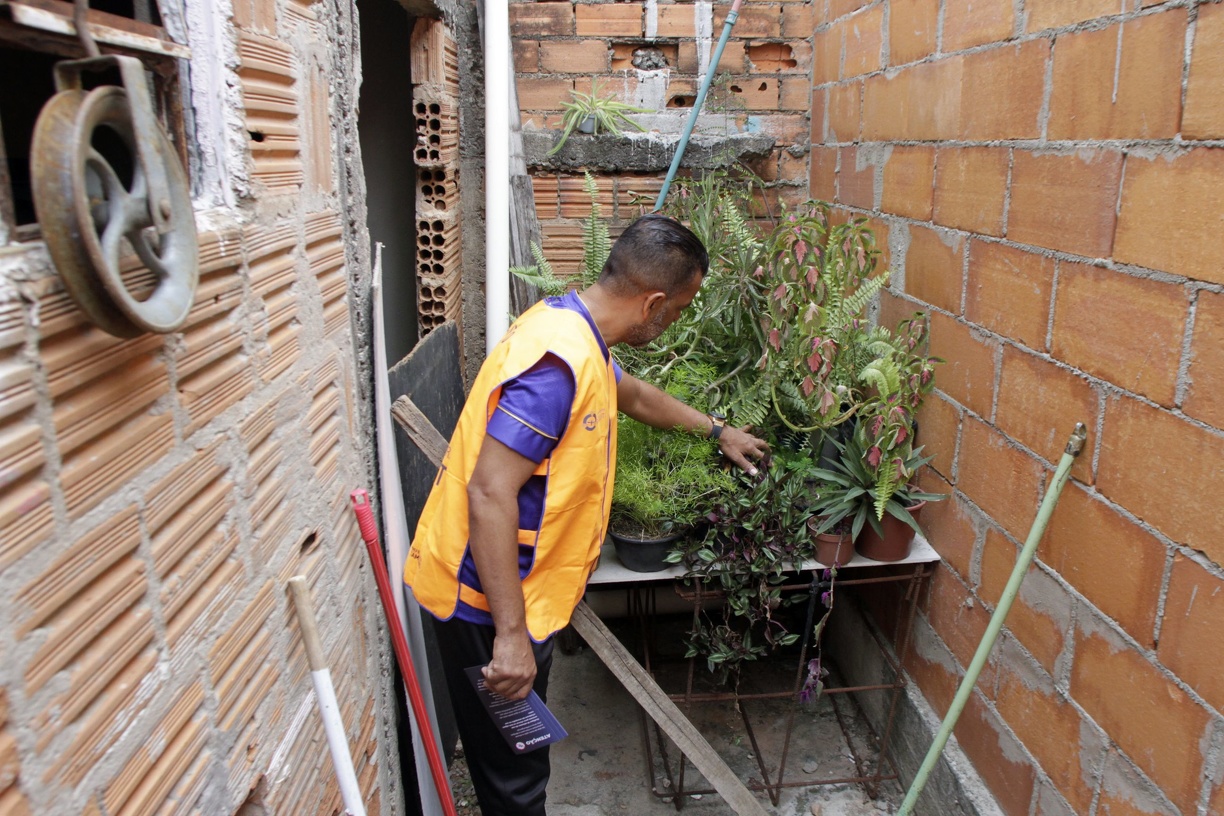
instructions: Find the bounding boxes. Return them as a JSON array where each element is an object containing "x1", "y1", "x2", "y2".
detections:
[
  {"x1": 0, "y1": 0, "x2": 397, "y2": 813},
  {"x1": 814, "y1": 1, "x2": 1224, "y2": 814}
]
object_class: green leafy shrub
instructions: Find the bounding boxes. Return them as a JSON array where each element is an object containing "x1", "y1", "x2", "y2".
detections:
[{"x1": 610, "y1": 364, "x2": 735, "y2": 539}]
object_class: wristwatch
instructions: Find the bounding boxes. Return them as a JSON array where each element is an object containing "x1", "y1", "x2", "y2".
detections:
[{"x1": 707, "y1": 412, "x2": 726, "y2": 440}]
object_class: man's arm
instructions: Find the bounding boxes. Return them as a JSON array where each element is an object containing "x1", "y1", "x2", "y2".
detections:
[
  {"x1": 467, "y1": 435, "x2": 541, "y2": 700},
  {"x1": 617, "y1": 372, "x2": 769, "y2": 473}
]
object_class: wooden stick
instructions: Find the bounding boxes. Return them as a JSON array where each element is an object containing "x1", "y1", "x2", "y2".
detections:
[
  {"x1": 569, "y1": 601, "x2": 771, "y2": 816},
  {"x1": 288, "y1": 576, "x2": 367, "y2": 816},
  {"x1": 391, "y1": 395, "x2": 448, "y2": 468}
]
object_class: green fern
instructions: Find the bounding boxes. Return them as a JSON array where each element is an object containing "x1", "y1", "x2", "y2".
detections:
[
  {"x1": 509, "y1": 264, "x2": 567, "y2": 297},
  {"x1": 581, "y1": 171, "x2": 611, "y2": 286},
  {"x1": 874, "y1": 457, "x2": 898, "y2": 520},
  {"x1": 859, "y1": 357, "x2": 901, "y2": 398},
  {"x1": 841, "y1": 270, "x2": 891, "y2": 318},
  {"x1": 530, "y1": 241, "x2": 555, "y2": 279}
]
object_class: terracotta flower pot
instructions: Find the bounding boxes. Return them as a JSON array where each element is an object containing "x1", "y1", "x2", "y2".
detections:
[
  {"x1": 807, "y1": 517, "x2": 855, "y2": 567},
  {"x1": 857, "y1": 501, "x2": 926, "y2": 562}
]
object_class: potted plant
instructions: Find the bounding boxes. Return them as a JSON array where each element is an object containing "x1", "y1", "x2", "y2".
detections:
[
  {"x1": 807, "y1": 434, "x2": 946, "y2": 562},
  {"x1": 668, "y1": 455, "x2": 814, "y2": 684},
  {"x1": 547, "y1": 79, "x2": 651, "y2": 156},
  {"x1": 609, "y1": 364, "x2": 735, "y2": 572}
]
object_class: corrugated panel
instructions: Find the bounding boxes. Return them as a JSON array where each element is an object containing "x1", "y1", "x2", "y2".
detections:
[{"x1": 237, "y1": 33, "x2": 303, "y2": 194}]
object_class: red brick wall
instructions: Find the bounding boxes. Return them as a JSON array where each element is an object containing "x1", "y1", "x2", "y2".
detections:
[
  {"x1": 512, "y1": 0, "x2": 815, "y2": 276},
  {"x1": 817, "y1": 1, "x2": 1224, "y2": 813}
]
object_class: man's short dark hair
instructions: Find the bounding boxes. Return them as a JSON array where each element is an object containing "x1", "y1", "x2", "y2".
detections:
[{"x1": 598, "y1": 214, "x2": 709, "y2": 296}]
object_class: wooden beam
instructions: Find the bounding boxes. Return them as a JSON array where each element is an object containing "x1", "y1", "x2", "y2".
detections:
[
  {"x1": 391, "y1": 394, "x2": 449, "y2": 469},
  {"x1": 569, "y1": 602, "x2": 773, "y2": 816}
]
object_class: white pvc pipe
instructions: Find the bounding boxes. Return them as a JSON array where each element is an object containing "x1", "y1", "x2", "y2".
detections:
[
  {"x1": 484, "y1": 0, "x2": 511, "y2": 353},
  {"x1": 288, "y1": 577, "x2": 366, "y2": 816},
  {"x1": 310, "y1": 669, "x2": 367, "y2": 816}
]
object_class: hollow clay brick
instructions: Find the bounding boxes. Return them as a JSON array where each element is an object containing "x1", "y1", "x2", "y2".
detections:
[
  {"x1": 1051, "y1": 262, "x2": 1187, "y2": 407},
  {"x1": 1070, "y1": 623, "x2": 1210, "y2": 814},
  {"x1": 964, "y1": 241, "x2": 1053, "y2": 352},
  {"x1": 1184, "y1": 1, "x2": 1224, "y2": 139},
  {"x1": 1040, "y1": 485, "x2": 1163, "y2": 647}
]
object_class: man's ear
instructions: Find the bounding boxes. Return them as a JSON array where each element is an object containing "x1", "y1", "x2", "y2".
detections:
[{"x1": 642, "y1": 290, "x2": 667, "y2": 317}]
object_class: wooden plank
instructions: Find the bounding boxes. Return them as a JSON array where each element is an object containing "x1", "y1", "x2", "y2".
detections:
[
  {"x1": 391, "y1": 395, "x2": 449, "y2": 470},
  {"x1": 569, "y1": 602, "x2": 773, "y2": 816}
]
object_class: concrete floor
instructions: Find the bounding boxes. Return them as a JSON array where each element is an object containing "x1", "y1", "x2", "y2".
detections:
[{"x1": 543, "y1": 613, "x2": 905, "y2": 816}]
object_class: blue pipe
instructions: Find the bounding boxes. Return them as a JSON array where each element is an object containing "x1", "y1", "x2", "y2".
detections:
[{"x1": 653, "y1": 0, "x2": 744, "y2": 212}]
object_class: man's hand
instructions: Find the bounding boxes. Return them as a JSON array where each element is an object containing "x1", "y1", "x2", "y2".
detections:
[
  {"x1": 718, "y1": 425, "x2": 770, "y2": 475},
  {"x1": 482, "y1": 630, "x2": 537, "y2": 700}
]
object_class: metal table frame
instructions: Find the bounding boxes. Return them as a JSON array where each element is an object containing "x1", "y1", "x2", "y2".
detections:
[{"x1": 586, "y1": 538, "x2": 939, "y2": 809}]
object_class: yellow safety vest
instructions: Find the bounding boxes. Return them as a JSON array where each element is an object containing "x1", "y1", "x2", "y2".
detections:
[{"x1": 405, "y1": 301, "x2": 618, "y2": 641}]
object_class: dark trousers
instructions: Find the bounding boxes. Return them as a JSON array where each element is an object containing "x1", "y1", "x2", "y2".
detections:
[{"x1": 432, "y1": 616, "x2": 555, "y2": 816}]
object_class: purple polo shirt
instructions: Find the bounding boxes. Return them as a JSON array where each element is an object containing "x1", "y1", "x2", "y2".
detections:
[{"x1": 453, "y1": 291, "x2": 621, "y2": 627}]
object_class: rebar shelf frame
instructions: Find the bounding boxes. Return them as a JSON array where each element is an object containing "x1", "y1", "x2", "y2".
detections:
[{"x1": 605, "y1": 561, "x2": 934, "y2": 809}]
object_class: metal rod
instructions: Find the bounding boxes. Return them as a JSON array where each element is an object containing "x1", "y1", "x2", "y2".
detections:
[
  {"x1": 653, "y1": 0, "x2": 744, "y2": 212},
  {"x1": 73, "y1": 0, "x2": 100, "y2": 57},
  {"x1": 897, "y1": 423, "x2": 1088, "y2": 816}
]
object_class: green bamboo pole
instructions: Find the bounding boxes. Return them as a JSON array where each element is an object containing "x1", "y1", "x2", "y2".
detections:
[
  {"x1": 897, "y1": 422, "x2": 1088, "y2": 816},
  {"x1": 653, "y1": 0, "x2": 743, "y2": 212}
]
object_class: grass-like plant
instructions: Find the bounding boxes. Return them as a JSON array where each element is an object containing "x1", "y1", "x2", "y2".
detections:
[{"x1": 610, "y1": 364, "x2": 734, "y2": 539}]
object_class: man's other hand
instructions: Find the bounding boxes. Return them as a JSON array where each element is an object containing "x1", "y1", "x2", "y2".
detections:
[{"x1": 483, "y1": 630, "x2": 537, "y2": 700}]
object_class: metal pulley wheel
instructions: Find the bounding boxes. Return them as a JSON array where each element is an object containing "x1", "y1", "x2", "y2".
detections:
[{"x1": 31, "y1": 58, "x2": 198, "y2": 338}]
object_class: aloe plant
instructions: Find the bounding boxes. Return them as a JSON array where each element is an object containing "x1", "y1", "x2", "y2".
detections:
[{"x1": 547, "y1": 80, "x2": 650, "y2": 156}]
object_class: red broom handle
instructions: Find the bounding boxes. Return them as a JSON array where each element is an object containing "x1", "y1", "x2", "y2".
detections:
[{"x1": 351, "y1": 489, "x2": 458, "y2": 816}]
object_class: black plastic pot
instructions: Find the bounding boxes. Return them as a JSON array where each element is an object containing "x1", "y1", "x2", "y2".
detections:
[{"x1": 609, "y1": 529, "x2": 683, "y2": 573}]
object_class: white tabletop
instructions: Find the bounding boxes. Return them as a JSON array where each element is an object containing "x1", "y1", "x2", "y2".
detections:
[{"x1": 588, "y1": 533, "x2": 940, "y2": 586}]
